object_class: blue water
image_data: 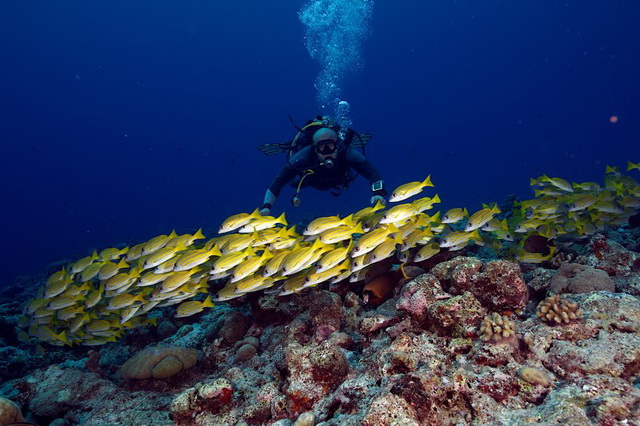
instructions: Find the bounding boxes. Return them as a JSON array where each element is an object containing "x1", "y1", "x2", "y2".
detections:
[{"x1": 1, "y1": 1, "x2": 639, "y2": 287}]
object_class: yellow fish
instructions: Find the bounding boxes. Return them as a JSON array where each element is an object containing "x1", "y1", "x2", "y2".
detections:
[
  {"x1": 104, "y1": 267, "x2": 142, "y2": 292},
  {"x1": 105, "y1": 293, "x2": 146, "y2": 310},
  {"x1": 137, "y1": 270, "x2": 171, "y2": 287},
  {"x1": 29, "y1": 326, "x2": 67, "y2": 345},
  {"x1": 234, "y1": 275, "x2": 275, "y2": 294},
  {"x1": 442, "y1": 207, "x2": 468, "y2": 224},
  {"x1": 439, "y1": 229, "x2": 482, "y2": 248},
  {"x1": 369, "y1": 233, "x2": 403, "y2": 262},
  {"x1": 79, "y1": 262, "x2": 104, "y2": 282},
  {"x1": 142, "y1": 230, "x2": 178, "y2": 255},
  {"x1": 43, "y1": 276, "x2": 73, "y2": 299},
  {"x1": 143, "y1": 245, "x2": 186, "y2": 269},
  {"x1": 159, "y1": 268, "x2": 201, "y2": 294},
  {"x1": 173, "y1": 246, "x2": 222, "y2": 271},
  {"x1": 154, "y1": 256, "x2": 180, "y2": 274},
  {"x1": 304, "y1": 214, "x2": 355, "y2": 236},
  {"x1": 353, "y1": 199, "x2": 386, "y2": 222},
  {"x1": 304, "y1": 259, "x2": 350, "y2": 286},
  {"x1": 281, "y1": 239, "x2": 329, "y2": 276},
  {"x1": 218, "y1": 209, "x2": 262, "y2": 233},
  {"x1": 71, "y1": 250, "x2": 99, "y2": 273},
  {"x1": 262, "y1": 250, "x2": 292, "y2": 277},
  {"x1": 351, "y1": 224, "x2": 399, "y2": 257},
  {"x1": 517, "y1": 247, "x2": 556, "y2": 264},
  {"x1": 465, "y1": 205, "x2": 501, "y2": 231},
  {"x1": 211, "y1": 246, "x2": 256, "y2": 274},
  {"x1": 119, "y1": 305, "x2": 142, "y2": 324},
  {"x1": 165, "y1": 228, "x2": 206, "y2": 248},
  {"x1": 412, "y1": 194, "x2": 441, "y2": 213},
  {"x1": 389, "y1": 176, "x2": 434, "y2": 202},
  {"x1": 627, "y1": 161, "x2": 640, "y2": 172},
  {"x1": 230, "y1": 249, "x2": 274, "y2": 282},
  {"x1": 379, "y1": 203, "x2": 418, "y2": 224},
  {"x1": 539, "y1": 175, "x2": 574, "y2": 192},
  {"x1": 220, "y1": 232, "x2": 259, "y2": 254},
  {"x1": 316, "y1": 241, "x2": 353, "y2": 273},
  {"x1": 46, "y1": 294, "x2": 83, "y2": 311},
  {"x1": 480, "y1": 218, "x2": 508, "y2": 232},
  {"x1": 413, "y1": 243, "x2": 441, "y2": 262},
  {"x1": 46, "y1": 268, "x2": 72, "y2": 287},
  {"x1": 319, "y1": 222, "x2": 364, "y2": 245},
  {"x1": 56, "y1": 305, "x2": 85, "y2": 321},
  {"x1": 125, "y1": 243, "x2": 146, "y2": 262},
  {"x1": 214, "y1": 283, "x2": 246, "y2": 301},
  {"x1": 98, "y1": 246, "x2": 129, "y2": 261},
  {"x1": 98, "y1": 258, "x2": 129, "y2": 280},
  {"x1": 69, "y1": 313, "x2": 92, "y2": 333},
  {"x1": 84, "y1": 284, "x2": 104, "y2": 309},
  {"x1": 175, "y1": 295, "x2": 215, "y2": 318},
  {"x1": 279, "y1": 272, "x2": 311, "y2": 296},
  {"x1": 238, "y1": 212, "x2": 287, "y2": 233}
]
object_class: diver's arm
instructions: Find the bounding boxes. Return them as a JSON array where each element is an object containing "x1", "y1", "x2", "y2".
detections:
[
  {"x1": 260, "y1": 148, "x2": 313, "y2": 214},
  {"x1": 260, "y1": 166, "x2": 296, "y2": 214},
  {"x1": 345, "y1": 147, "x2": 386, "y2": 203}
]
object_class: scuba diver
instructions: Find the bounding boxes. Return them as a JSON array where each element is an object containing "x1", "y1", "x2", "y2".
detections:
[{"x1": 258, "y1": 115, "x2": 386, "y2": 215}]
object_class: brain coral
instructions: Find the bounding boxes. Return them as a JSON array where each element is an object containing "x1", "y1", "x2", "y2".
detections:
[
  {"x1": 549, "y1": 263, "x2": 615, "y2": 294},
  {"x1": 0, "y1": 396, "x2": 24, "y2": 425},
  {"x1": 119, "y1": 346, "x2": 200, "y2": 379}
]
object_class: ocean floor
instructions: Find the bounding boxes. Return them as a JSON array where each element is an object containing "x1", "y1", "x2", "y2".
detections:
[{"x1": 1, "y1": 228, "x2": 639, "y2": 425}]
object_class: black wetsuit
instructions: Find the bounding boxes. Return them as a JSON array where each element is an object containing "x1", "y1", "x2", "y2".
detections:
[{"x1": 267, "y1": 145, "x2": 383, "y2": 198}]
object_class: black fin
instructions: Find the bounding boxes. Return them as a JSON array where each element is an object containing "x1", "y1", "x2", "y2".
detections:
[{"x1": 258, "y1": 141, "x2": 294, "y2": 156}]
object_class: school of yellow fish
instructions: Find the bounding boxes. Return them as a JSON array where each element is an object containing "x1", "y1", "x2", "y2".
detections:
[{"x1": 18, "y1": 162, "x2": 640, "y2": 347}]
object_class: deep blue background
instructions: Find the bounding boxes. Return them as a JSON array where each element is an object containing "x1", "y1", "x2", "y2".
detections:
[{"x1": 1, "y1": 1, "x2": 639, "y2": 286}]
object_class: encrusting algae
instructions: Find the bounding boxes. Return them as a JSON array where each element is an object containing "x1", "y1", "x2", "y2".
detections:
[{"x1": 16, "y1": 164, "x2": 640, "y2": 347}]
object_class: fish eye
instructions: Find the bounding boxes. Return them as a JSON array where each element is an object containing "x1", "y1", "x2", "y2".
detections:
[{"x1": 354, "y1": 247, "x2": 359, "y2": 252}]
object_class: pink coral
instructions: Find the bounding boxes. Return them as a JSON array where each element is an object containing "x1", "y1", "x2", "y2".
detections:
[{"x1": 549, "y1": 263, "x2": 615, "y2": 294}]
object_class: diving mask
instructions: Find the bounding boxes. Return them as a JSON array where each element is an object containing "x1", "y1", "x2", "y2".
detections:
[{"x1": 315, "y1": 140, "x2": 337, "y2": 155}]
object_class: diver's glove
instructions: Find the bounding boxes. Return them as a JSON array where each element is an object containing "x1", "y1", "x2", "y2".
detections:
[
  {"x1": 259, "y1": 204, "x2": 271, "y2": 216},
  {"x1": 370, "y1": 180, "x2": 387, "y2": 206},
  {"x1": 260, "y1": 189, "x2": 277, "y2": 215},
  {"x1": 370, "y1": 195, "x2": 386, "y2": 206}
]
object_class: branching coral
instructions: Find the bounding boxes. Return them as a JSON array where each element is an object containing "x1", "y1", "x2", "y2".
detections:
[
  {"x1": 536, "y1": 295, "x2": 583, "y2": 325},
  {"x1": 478, "y1": 312, "x2": 516, "y2": 343}
]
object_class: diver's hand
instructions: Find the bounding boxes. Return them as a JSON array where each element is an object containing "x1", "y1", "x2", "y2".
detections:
[{"x1": 370, "y1": 195, "x2": 386, "y2": 206}]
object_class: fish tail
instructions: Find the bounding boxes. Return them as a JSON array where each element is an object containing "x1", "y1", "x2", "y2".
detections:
[
  {"x1": 343, "y1": 214, "x2": 355, "y2": 227},
  {"x1": 202, "y1": 295, "x2": 214, "y2": 308}
]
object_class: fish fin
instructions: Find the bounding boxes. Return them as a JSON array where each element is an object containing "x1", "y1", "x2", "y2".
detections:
[
  {"x1": 193, "y1": 228, "x2": 205, "y2": 240},
  {"x1": 202, "y1": 295, "x2": 214, "y2": 308}
]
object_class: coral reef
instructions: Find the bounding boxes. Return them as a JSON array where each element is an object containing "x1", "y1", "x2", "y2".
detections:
[{"x1": 1, "y1": 164, "x2": 640, "y2": 424}]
